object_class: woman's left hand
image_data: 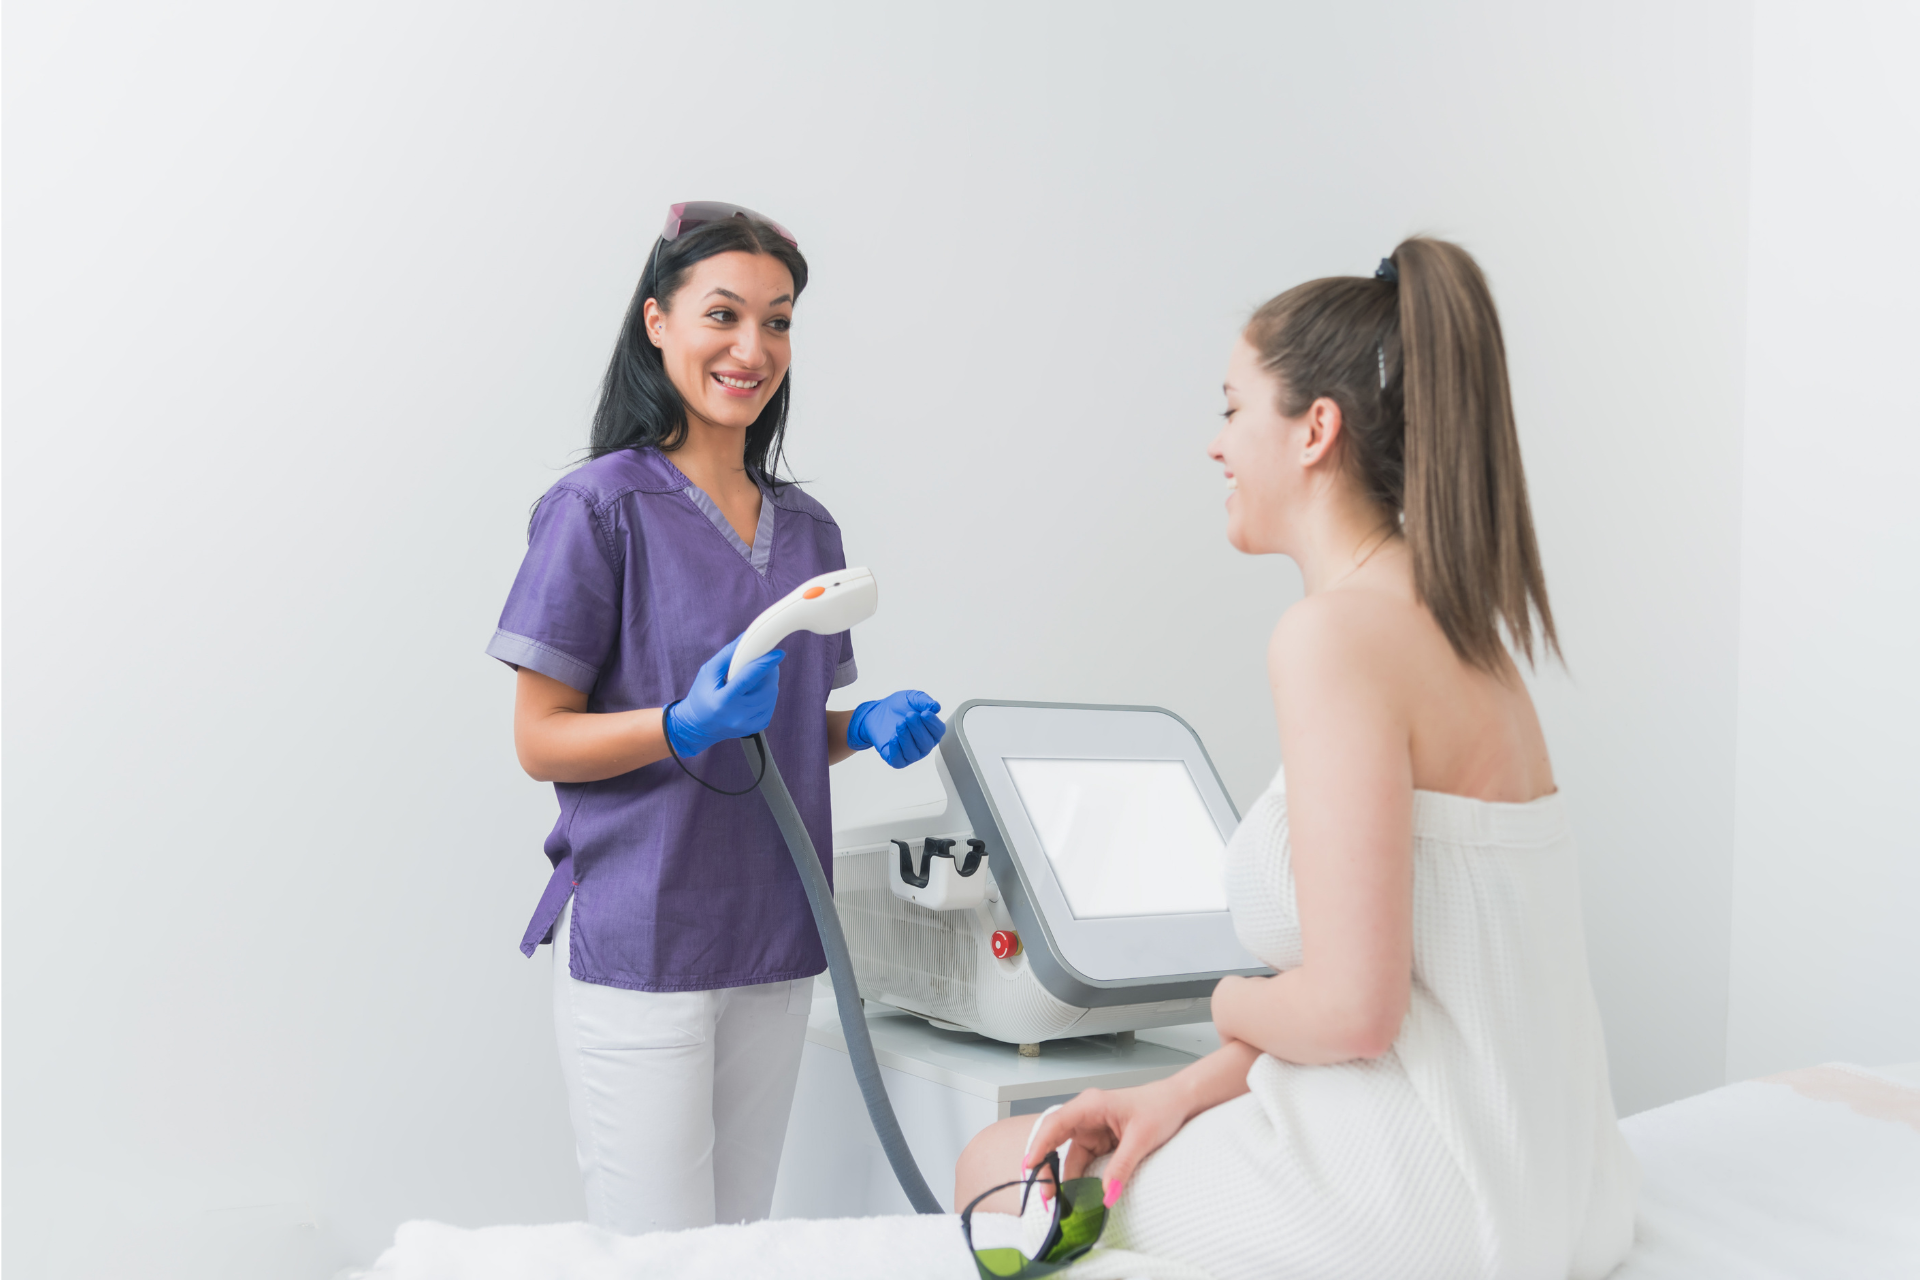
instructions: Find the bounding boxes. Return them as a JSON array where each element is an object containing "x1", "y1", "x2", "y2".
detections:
[
  {"x1": 847, "y1": 690, "x2": 945, "y2": 767},
  {"x1": 1021, "y1": 1079, "x2": 1191, "y2": 1210}
]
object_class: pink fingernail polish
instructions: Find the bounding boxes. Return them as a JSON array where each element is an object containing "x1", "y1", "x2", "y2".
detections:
[{"x1": 1103, "y1": 1179, "x2": 1123, "y2": 1208}]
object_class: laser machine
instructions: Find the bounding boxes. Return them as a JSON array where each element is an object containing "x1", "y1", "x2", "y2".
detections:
[
  {"x1": 729, "y1": 570, "x2": 1265, "y2": 1214},
  {"x1": 832, "y1": 701, "x2": 1266, "y2": 1050}
]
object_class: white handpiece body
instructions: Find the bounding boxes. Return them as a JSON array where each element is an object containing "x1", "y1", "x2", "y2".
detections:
[{"x1": 728, "y1": 568, "x2": 878, "y2": 684}]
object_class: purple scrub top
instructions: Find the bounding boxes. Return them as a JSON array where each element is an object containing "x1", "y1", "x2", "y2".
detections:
[{"x1": 487, "y1": 447, "x2": 856, "y2": 992}]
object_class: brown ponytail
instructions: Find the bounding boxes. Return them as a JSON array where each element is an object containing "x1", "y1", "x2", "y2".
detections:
[{"x1": 1245, "y1": 236, "x2": 1557, "y2": 671}]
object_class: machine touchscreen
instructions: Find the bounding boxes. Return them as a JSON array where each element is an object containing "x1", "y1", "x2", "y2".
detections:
[
  {"x1": 943, "y1": 700, "x2": 1268, "y2": 1003},
  {"x1": 1004, "y1": 757, "x2": 1229, "y2": 919}
]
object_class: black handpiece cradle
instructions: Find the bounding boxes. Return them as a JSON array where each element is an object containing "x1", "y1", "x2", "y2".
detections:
[{"x1": 894, "y1": 836, "x2": 989, "y2": 888}]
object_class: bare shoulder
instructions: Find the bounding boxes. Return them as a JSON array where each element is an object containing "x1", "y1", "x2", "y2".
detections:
[{"x1": 1269, "y1": 588, "x2": 1433, "y2": 688}]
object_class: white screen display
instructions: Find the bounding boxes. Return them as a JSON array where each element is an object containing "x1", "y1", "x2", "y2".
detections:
[{"x1": 1003, "y1": 757, "x2": 1229, "y2": 919}]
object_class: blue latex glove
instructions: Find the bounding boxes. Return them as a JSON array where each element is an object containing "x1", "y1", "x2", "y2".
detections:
[
  {"x1": 846, "y1": 690, "x2": 945, "y2": 769},
  {"x1": 665, "y1": 636, "x2": 785, "y2": 757}
]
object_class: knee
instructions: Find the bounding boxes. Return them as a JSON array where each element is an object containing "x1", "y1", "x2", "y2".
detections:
[{"x1": 955, "y1": 1115, "x2": 1029, "y2": 1213}]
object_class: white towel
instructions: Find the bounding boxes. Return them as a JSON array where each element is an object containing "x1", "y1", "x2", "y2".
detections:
[
  {"x1": 1610, "y1": 1063, "x2": 1920, "y2": 1279},
  {"x1": 360, "y1": 1214, "x2": 980, "y2": 1280},
  {"x1": 356, "y1": 1211, "x2": 1215, "y2": 1280},
  {"x1": 355, "y1": 1063, "x2": 1920, "y2": 1279}
]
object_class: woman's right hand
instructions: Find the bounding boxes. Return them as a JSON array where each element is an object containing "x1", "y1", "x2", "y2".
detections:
[
  {"x1": 1022, "y1": 1079, "x2": 1192, "y2": 1210},
  {"x1": 665, "y1": 635, "x2": 786, "y2": 756}
]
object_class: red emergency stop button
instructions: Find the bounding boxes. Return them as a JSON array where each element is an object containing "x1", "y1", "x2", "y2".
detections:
[
  {"x1": 991, "y1": 930, "x2": 1022, "y2": 959},
  {"x1": 802, "y1": 586, "x2": 826, "y2": 599}
]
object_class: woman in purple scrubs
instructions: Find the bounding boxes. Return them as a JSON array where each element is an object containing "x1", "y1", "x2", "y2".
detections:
[{"x1": 487, "y1": 204, "x2": 942, "y2": 1234}]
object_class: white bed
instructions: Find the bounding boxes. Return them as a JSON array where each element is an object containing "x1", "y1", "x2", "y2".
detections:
[{"x1": 358, "y1": 1062, "x2": 1920, "y2": 1280}]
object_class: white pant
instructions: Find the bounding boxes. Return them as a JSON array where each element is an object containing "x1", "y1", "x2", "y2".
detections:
[{"x1": 551, "y1": 895, "x2": 812, "y2": 1234}]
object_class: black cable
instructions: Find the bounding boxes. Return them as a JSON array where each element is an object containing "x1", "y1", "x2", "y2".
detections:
[{"x1": 660, "y1": 699, "x2": 767, "y2": 796}]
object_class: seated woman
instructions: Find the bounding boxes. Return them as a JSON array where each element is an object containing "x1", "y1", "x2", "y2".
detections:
[{"x1": 955, "y1": 238, "x2": 1638, "y2": 1280}]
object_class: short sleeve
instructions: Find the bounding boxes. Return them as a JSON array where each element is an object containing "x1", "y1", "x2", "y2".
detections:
[
  {"x1": 833, "y1": 628, "x2": 858, "y2": 690},
  {"x1": 486, "y1": 486, "x2": 620, "y2": 693}
]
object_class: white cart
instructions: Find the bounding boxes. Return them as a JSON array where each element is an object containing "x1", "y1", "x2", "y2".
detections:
[{"x1": 771, "y1": 993, "x2": 1219, "y2": 1218}]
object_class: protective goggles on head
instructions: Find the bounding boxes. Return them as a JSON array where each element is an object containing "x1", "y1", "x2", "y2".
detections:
[
  {"x1": 648, "y1": 202, "x2": 798, "y2": 298},
  {"x1": 959, "y1": 1149, "x2": 1109, "y2": 1279},
  {"x1": 658, "y1": 201, "x2": 798, "y2": 248}
]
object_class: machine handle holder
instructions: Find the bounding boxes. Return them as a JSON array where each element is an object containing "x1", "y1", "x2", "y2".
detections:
[{"x1": 888, "y1": 836, "x2": 990, "y2": 911}]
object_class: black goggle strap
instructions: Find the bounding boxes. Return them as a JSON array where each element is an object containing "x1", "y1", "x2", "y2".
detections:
[{"x1": 959, "y1": 1150, "x2": 1108, "y2": 1280}]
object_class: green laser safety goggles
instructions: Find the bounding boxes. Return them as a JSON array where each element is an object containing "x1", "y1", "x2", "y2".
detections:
[{"x1": 960, "y1": 1149, "x2": 1109, "y2": 1279}]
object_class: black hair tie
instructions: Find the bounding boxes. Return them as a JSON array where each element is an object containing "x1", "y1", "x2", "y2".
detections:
[{"x1": 1375, "y1": 257, "x2": 1399, "y2": 284}]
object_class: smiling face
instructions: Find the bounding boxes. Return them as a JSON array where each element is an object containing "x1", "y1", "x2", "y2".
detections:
[
  {"x1": 1209, "y1": 337, "x2": 1312, "y2": 555},
  {"x1": 643, "y1": 250, "x2": 795, "y2": 433}
]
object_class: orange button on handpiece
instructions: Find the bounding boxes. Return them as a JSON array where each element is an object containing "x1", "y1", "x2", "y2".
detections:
[
  {"x1": 991, "y1": 930, "x2": 1022, "y2": 960},
  {"x1": 802, "y1": 586, "x2": 826, "y2": 599}
]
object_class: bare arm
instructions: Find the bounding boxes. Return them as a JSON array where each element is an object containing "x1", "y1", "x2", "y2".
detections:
[
  {"x1": 513, "y1": 668, "x2": 671, "y2": 783},
  {"x1": 1209, "y1": 598, "x2": 1415, "y2": 1063},
  {"x1": 1141, "y1": 1037, "x2": 1262, "y2": 1128},
  {"x1": 826, "y1": 708, "x2": 856, "y2": 765},
  {"x1": 513, "y1": 668, "x2": 861, "y2": 783}
]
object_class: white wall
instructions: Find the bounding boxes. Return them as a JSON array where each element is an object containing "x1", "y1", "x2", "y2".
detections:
[
  {"x1": 1, "y1": 2, "x2": 1786, "y2": 1275},
  {"x1": 1725, "y1": 2, "x2": 1920, "y2": 1080}
]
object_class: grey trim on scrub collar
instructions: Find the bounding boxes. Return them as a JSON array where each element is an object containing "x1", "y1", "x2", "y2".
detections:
[{"x1": 680, "y1": 482, "x2": 776, "y2": 576}]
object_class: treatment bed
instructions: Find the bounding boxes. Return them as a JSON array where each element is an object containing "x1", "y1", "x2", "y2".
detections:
[{"x1": 357, "y1": 1061, "x2": 1920, "y2": 1279}]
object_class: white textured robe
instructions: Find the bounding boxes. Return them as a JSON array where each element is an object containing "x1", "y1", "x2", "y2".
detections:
[{"x1": 1093, "y1": 770, "x2": 1639, "y2": 1280}]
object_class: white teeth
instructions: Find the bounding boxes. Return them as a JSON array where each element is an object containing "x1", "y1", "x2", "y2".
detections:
[
  {"x1": 716, "y1": 374, "x2": 761, "y2": 390},
  {"x1": 1225, "y1": 478, "x2": 1238, "y2": 491}
]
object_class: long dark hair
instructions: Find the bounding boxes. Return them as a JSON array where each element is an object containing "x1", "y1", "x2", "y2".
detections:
[
  {"x1": 588, "y1": 216, "x2": 810, "y2": 486},
  {"x1": 1246, "y1": 237, "x2": 1557, "y2": 671}
]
